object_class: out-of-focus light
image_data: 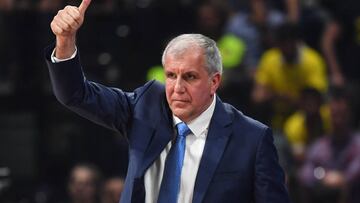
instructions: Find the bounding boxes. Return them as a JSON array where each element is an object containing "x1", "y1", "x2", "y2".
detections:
[
  {"x1": 218, "y1": 34, "x2": 246, "y2": 69},
  {"x1": 116, "y1": 25, "x2": 130, "y2": 38},
  {"x1": 314, "y1": 166, "x2": 326, "y2": 180},
  {"x1": 0, "y1": 180, "x2": 11, "y2": 191},
  {"x1": 105, "y1": 66, "x2": 121, "y2": 83},
  {"x1": 0, "y1": 167, "x2": 10, "y2": 177},
  {"x1": 146, "y1": 65, "x2": 165, "y2": 83},
  {"x1": 98, "y1": 53, "x2": 112, "y2": 66}
]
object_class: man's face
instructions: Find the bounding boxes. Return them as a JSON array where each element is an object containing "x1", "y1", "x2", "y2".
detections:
[
  {"x1": 278, "y1": 40, "x2": 298, "y2": 64},
  {"x1": 69, "y1": 167, "x2": 97, "y2": 201},
  {"x1": 330, "y1": 99, "x2": 350, "y2": 131},
  {"x1": 164, "y1": 46, "x2": 220, "y2": 122}
]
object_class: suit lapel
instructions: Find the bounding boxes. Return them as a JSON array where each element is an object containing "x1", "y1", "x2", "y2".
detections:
[
  {"x1": 193, "y1": 97, "x2": 232, "y2": 203},
  {"x1": 137, "y1": 97, "x2": 174, "y2": 177}
]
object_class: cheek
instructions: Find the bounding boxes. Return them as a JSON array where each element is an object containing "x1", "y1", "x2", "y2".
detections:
[
  {"x1": 165, "y1": 83, "x2": 174, "y2": 104},
  {"x1": 190, "y1": 86, "x2": 210, "y2": 103}
]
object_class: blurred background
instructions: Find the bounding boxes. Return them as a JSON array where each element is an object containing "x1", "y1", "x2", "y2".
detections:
[{"x1": 0, "y1": 0, "x2": 360, "y2": 202}]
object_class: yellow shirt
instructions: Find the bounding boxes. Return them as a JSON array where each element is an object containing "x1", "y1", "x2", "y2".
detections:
[
  {"x1": 284, "y1": 105, "x2": 331, "y2": 147},
  {"x1": 255, "y1": 46, "x2": 328, "y2": 99}
]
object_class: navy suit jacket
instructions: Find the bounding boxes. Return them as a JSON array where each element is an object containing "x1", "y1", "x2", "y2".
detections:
[{"x1": 45, "y1": 45, "x2": 290, "y2": 203}]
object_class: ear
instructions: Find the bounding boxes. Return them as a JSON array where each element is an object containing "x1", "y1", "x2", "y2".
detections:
[{"x1": 210, "y1": 72, "x2": 221, "y2": 95}]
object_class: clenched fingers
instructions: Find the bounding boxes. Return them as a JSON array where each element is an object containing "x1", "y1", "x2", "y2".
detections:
[{"x1": 51, "y1": 6, "x2": 83, "y2": 36}]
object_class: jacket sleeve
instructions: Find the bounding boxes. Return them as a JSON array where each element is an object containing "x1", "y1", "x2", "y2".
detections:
[
  {"x1": 44, "y1": 44, "x2": 152, "y2": 137},
  {"x1": 254, "y1": 128, "x2": 291, "y2": 203}
]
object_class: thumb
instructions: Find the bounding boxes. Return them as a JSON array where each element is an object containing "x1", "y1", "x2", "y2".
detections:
[{"x1": 79, "y1": 0, "x2": 91, "y2": 15}]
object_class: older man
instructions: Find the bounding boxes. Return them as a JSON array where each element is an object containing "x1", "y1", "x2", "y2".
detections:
[{"x1": 45, "y1": 0, "x2": 290, "y2": 202}]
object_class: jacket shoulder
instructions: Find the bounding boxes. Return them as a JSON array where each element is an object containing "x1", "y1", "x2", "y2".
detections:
[
  {"x1": 224, "y1": 103, "x2": 268, "y2": 127},
  {"x1": 223, "y1": 102, "x2": 270, "y2": 137},
  {"x1": 131, "y1": 80, "x2": 168, "y2": 125}
]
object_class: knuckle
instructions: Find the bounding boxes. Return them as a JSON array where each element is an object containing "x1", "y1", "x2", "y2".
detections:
[
  {"x1": 70, "y1": 21, "x2": 77, "y2": 28},
  {"x1": 75, "y1": 9, "x2": 81, "y2": 16},
  {"x1": 51, "y1": 18, "x2": 58, "y2": 26},
  {"x1": 67, "y1": 24, "x2": 72, "y2": 31},
  {"x1": 74, "y1": 13, "x2": 81, "y2": 20},
  {"x1": 65, "y1": 5, "x2": 76, "y2": 12},
  {"x1": 65, "y1": 5, "x2": 77, "y2": 12},
  {"x1": 56, "y1": 27, "x2": 63, "y2": 34}
]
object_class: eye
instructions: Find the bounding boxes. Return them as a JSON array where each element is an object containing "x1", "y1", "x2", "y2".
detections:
[
  {"x1": 166, "y1": 72, "x2": 176, "y2": 79},
  {"x1": 184, "y1": 73, "x2": 197, "y2": 81}
]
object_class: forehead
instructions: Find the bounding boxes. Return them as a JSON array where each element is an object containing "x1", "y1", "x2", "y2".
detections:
[
  {"x1": 73, "y1": 167, "x2": 92, "y2": 176},
  {"x1": 164, "y1": 46, "x2": 207, "y2": 72}
]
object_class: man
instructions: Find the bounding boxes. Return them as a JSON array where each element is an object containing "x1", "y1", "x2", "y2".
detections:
[
  {"x1": 283, "y1": 87, "x2": 330, "y2": 162},
  {"x1": 101, "y1": 177, "x2": 125, "y2": 203},
  {"x1": 298, "y1": 87, "x2": 360, "y2": 203},
  {"x1": 45, "y1": 0, "x2": 290, "y2": 202},
  {"x1": 68, "y1": 163, "x2": 102, "y2": 203},
  {"x1": 252, "y1": 22, "x2": 328, "y2": 129},
  {"x1": 226, "y1": 0, "x2": 285, "y2": 71}
]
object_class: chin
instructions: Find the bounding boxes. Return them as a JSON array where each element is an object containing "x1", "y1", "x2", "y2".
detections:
[
  {"x1": 172, "y1": 109, "x2": 189, "y2": 120},
  {"x1": 173, "y1": 111, "x2": 186, "y2": 118}
]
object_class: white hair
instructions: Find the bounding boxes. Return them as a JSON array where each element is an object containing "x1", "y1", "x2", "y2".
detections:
[{"x1": 162, "y1": 34, "x2": 223, "y2": 75}]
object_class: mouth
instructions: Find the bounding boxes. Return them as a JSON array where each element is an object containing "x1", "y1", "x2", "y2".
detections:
[
  {"x1": 172, "y1": 99, "x2": 190, "y2": 106},
  {"x1": 172, "y1": 99, "x2": 189, "y2": 103}
]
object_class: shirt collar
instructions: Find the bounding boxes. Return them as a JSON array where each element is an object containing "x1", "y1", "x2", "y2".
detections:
[{"x1": 173, "y1": 95, "x2": 216, "y2": 137}]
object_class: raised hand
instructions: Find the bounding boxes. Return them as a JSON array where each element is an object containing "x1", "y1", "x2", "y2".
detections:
[{"x1": 50, "y1": 0, "x2": 91, "y2": 59}]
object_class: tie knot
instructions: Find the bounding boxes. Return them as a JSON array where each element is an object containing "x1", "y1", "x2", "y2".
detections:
[{"x1": 176, "y1": 122, "x2": 191, "y2": 137}]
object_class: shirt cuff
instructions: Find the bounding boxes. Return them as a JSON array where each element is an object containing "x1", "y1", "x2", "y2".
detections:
[{"x1": 51, "y1": 47, "x2": 78, "y2": 63}]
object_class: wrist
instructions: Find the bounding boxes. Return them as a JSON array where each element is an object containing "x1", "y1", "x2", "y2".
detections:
[{"x1": 55, "y1": 35, "x2": 76, "y2": 59}]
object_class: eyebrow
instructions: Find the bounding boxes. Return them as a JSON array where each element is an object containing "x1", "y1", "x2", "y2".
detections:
[{"x1": 165, "y1": 69, "x2": 199, "y2": 74}]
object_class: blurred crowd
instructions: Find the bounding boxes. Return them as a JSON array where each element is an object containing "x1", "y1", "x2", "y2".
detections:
[{"x1": 0, "y1": 0, "x2": 360, "y2": 202}]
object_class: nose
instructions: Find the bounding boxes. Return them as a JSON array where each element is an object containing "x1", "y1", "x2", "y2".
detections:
[{"x1": 174, "y1": 77, "x2": 185, "y2": 93}]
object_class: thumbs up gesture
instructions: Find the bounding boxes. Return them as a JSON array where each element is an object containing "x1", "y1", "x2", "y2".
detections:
[{"x1": 50, "y1": 0, "x2": 91, "y2": 59}]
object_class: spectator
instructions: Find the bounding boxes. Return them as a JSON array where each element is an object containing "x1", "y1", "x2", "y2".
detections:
[
  {"x1": 0, "y1": 0, "x2": 14, "y2": 11},
  {"x1": 284, "y1": 0, "x2": 329, "y2": 50},
  {"x1": 195, "y1": 1, "x2": 229, "y2": 41},
  {"x1": 321, "y1": 0, "x2": 360, "y2": 86},
  {"x1": 298, "y1": 87, "x2": 360, "y2": 203},
  {"x1": 284, "y1": 87, "x2": 330, "y2": 162},
  {"x1": 252, "y1": 22, "x2": 328, "y2": 129},
  {"x1": 320, "y1": 0, "x2": 360, "y2": 127},
  {"x1": 226, "y1": 0, "x2": 285, "y2": 72},
  {"x1": 38, "y1": 0, "x2": 64, "y2": 12},
  {"x1": 67, "y1": 163, "x2": 102, "y2": 203},
  {"x1": 101, "y1": 177, "x2": 124, "y2": 203}
]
